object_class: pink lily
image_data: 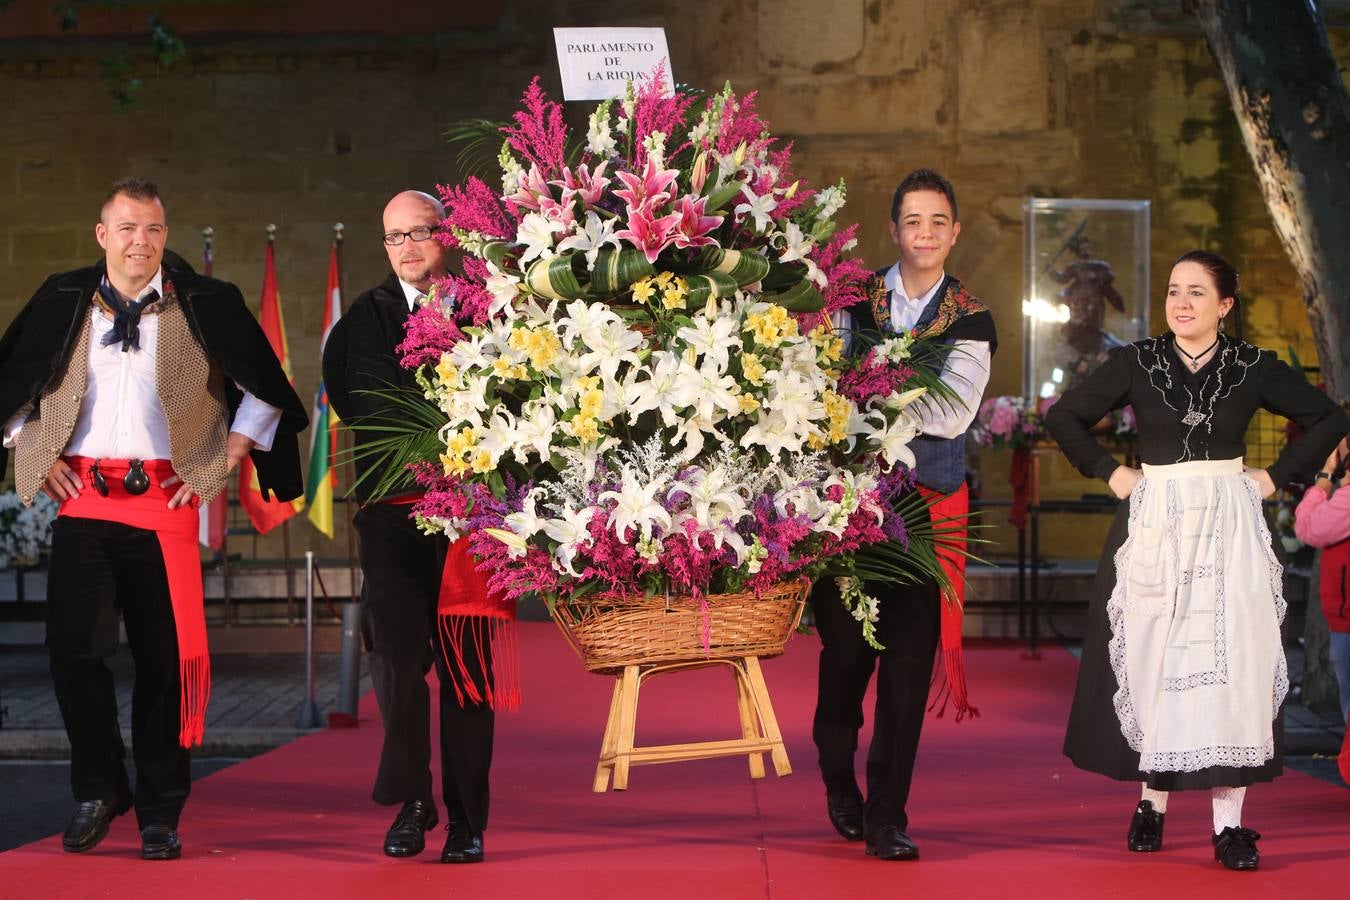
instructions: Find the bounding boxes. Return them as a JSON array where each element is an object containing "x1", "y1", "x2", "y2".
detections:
[
  {"x1": 670, "y1": 195, "x2": 723, "y2": 249},
  {"x1": 614, "y1": 199, "x2": 682, "y2": 264},
  {"x1": 550, "y1": 161, "x2": 611, "y2": 208},
  {"x1": 613, "y1": 155, "x2": 680, "y2": 210},
  {"x1": 537, "y1": 193, "x2": 577, "y2": 231},
  {"x1": 503, "y1": 163, "x2": 552, "y2": 213}
]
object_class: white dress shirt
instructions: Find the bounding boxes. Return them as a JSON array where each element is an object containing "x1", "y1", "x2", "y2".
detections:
[
  {"x1": 2, "y1": 269, "x2": 283, "y2": 459},
  {"x1": 398, "y1": 279, "x2": 427, "y2": 311},
  {"x1": 833, "y1": 263, "x2": 992, "y2": 439}
]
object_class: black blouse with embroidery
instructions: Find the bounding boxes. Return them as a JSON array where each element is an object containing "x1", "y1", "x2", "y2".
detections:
[{"x1": 1045, "y1": 333, "x2": 1347, "y2": 489}]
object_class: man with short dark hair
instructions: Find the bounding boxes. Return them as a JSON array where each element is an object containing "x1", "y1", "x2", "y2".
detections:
[
  {"x1": 813, "y1": 167, "x2": 997, "y2": 861},
  {"x1": 0, "y1": 177, "x2": 307, "y2": 860},
  {"x1": 322, "y1": 189, "x2": 497, "y2": 864}
]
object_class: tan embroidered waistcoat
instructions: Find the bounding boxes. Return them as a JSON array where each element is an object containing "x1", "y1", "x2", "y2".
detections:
[{"x1": 14, "y1": 283, "x2": 230, "y2": 506}]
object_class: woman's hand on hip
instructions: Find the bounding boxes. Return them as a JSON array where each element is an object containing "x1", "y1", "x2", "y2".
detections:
[
  {"x1": 1108, "y1": 465, "x2": 1142, "y2": 500},
  {"x1": 1244, "y1": 467, "x2": 1277, "y2": 499}
]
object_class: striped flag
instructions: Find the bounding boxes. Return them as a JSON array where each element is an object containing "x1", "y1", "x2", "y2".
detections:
[
  {"x1": 305, "y1": 242, "x2": 343, "y2": 538},
  {"x1": 199, "y1": 234, "x2": 228, "y2": 550},
  {"x1": 238, "y1": 240, "x2": 304, "y2": 533}
]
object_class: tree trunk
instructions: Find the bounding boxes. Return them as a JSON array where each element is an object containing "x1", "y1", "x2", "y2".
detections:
[
  {"x1": 1186, "y1": 0, "x2": 1350, "y2": 713},
  {"x1": 1185, "y1": 0, "x2": 1350, "y2": 398}
]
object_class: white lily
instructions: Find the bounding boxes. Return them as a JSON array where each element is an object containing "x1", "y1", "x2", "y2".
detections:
[
  {"x1": 670, "y1": 410, "x2": 728, "y2": 462},
  {"x1": 668, "y1": 466, "x2": 747, "y2": 532},
  {"x1": 734, "y1": 185, "x2": 778, "y2": 233},
  {"x1": 578, "y1": 319, "x2": 644, "y2": 383},
  {"x1": 743, "y1": 409, "x2": 805, "y2": 457},
  {"x1": 513, "y1": 400, "x2": 558, "y2": 462},
  {"x1": 627, "y1": 350, "x2": 686, "y2": 427},
  {"x1": 484, "y1": 528, "x2": 529, "y2": 559},
  {"x1": 541, "y1": 506, "x2": 596, "y2": 577},
  {"x1": 675, "y1": 315, "x2": 740, "y2": 375},
  {"x1": 869, "y1": 410, "x2": 922, "y2": 469},
  {"x1": 448, "y1": 332, "x2": 496, "y2": 371},
  {"x1": 557, "y1": 211, "x2": 622, "y2": 271},
  {"x1": 503, "y1": 488, "x2": 548, "y2": 541},
  {"x1": 484, "y1": 262, "x2": 523, "y2": 319},
  {"x1": 763, "y1": 368, "x2": 825, "y2": 433},
  {"x1": 558, "y1": 299, "x2": 618, "y2": 350},
  {"x1": 599, "y1": 469, "x2": 672, "y2": 542},
  {"x1": 516, "y1": 212, "x2": 563, "y2": 265},
  {"x1": 886, "y1": 386, "x2": 928, "y2": 413}
]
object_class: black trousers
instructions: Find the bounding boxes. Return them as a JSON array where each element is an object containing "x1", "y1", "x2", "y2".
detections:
[
  {"x1": 354, "y1": 502, "x2": 494, "y2": 832},
  {"x1": 812, "y1": 570, "x2": 941, "y2": 835},
  {"x1": 45, "y1": 516, "x2": 191, "y2": 829}
]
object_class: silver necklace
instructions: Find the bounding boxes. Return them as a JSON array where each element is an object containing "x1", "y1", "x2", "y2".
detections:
[{"x1": 1176, "y1": 336, "x2": 1219, "y2": 371}]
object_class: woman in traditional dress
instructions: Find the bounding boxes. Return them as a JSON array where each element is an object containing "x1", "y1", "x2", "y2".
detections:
[{"x1": 1045, "y1": 250, "x2": 1347, "y2": 871}]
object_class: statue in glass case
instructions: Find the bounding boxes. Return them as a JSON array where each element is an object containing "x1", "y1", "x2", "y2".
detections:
[{"x1": 1049, "y1": 236, "x2": 1127, "y2": 388}]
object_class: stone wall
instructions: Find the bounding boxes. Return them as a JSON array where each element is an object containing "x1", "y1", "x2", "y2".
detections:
[{"x1": 0, "y1": 0, "x2": 1346, "y2": 561}]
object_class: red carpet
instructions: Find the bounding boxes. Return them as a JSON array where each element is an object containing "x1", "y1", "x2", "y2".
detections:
[{"x1": 3, "y1": 624, "x2": 1346, "y2": 898}]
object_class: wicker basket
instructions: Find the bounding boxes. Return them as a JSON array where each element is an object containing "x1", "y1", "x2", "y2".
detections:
[{"x1": 551, "y1": 579, "x2": 810, "y2": 674}]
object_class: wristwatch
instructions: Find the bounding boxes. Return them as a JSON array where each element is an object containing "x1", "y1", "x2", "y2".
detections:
[{"x1": 1315, "y1": 471, "x2": 1334, "y2": 482}]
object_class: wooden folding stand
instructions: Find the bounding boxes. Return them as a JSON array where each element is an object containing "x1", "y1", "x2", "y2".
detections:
[{"x1": 591, "y1": 654, "x2": 791, "y2": 793}]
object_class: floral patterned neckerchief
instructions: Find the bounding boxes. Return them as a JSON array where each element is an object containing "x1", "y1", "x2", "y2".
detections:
[{"x1": 866, "y1": 273, "x2": 991, "y2": 341}]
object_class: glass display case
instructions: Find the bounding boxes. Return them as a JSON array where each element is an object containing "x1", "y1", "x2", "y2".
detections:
[{"x1": 1021, "y1": 198, "x2": 1150, "y2": 401}]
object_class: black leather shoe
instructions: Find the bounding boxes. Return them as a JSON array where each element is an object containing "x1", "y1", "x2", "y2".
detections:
[
  {"x1": 1127, "y1": 800, "x2": 1165, "y2": 852},
  {"x1": 383, "y1": 800, "x2": 439, "y2": 858},
  {"x1": 62, "y1": 794, "x2": 132, "y2": 853},
  {"x1": 441, "y1": 823, "x2": 485, "y2": 864},
  {"x1": 140, "y1": 825, "x2": 182, "y2": 861},
  {"x1": 864, "y1": 825, "x2": 920, "y2": 861},
  {"x1": 826, "y1": 793, "x2": 865, "y2": 842},
  {"x1": 1213, "y1": 826, "x2": 1260, "y2": 871}
]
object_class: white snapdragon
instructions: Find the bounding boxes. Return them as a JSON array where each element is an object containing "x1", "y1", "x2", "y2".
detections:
[{"x1": 586, "y1": 101, "x2": 618, "y2": 157}]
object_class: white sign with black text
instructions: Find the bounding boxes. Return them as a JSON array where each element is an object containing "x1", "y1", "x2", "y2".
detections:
[{"x1": 553, "y1": 27, "x2": 674, "y2": 101}]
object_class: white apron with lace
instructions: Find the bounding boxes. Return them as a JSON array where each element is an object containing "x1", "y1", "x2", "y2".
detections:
[{"x1": 1109, "y1": 458, "x2": 1287, "y2": 772}]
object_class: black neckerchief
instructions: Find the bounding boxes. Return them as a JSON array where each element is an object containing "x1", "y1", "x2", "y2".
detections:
[{"x1": 95, "y1": 278, "x2": 159, "y2": 352}]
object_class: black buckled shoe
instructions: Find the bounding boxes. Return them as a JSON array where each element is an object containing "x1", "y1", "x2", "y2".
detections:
[
  {"x1": 1127, "y1": 799, "x2": 1165, "y2": 852},
  {"x1": 62, "y1": 794, "x2": 133, "y2": 853},
  {"x1": 140, "y1": 825, "x2": 182, "y2": 861},
  {"x1": 864, "y1": 824, "x2": 920, "y2": 861},
  {"x1": 1213, "y1": 826, "x2": 1260, "y2": 871},
  {"x1": 826, "y1": 792, "x2": 865, "y2": 842},
  {"x1": 383, "y1": 799, "x2": 439, "y2": 858},
  {"x1": 441, "y1": 823, "x2": 485, "y2": 864}
]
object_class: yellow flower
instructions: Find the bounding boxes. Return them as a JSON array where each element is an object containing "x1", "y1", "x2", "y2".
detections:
[
  {"x1": 507, "y1": 328, "x2": 528, "y2": 353},
  {"x1": 741, "y1": 352, "x2": 767, "y2": 386},
  {"x1": 470, "y1": 451, "x2": 494, "y2": 474},
  {"x1": 579, "y1": 388, "x2": 604, "y2": 419},
  {"x1": 823, "y1": 390, "x2": 852, "y2": 444},
  {"x1": 569, "y1": 415, "x2": 601, "y2": 442},
  {"x1": 491, "y1": 357, "x2": 516, "y2": 379},
  {"x1": 744, "y1": 305, "x2": 798, "y2": 348},
  {"x1": 809, "y1": 324, "x2": 844, "y2": 365},
  {"x1": 524, "y1": 328, "x2": 561, "y2": 369},
  {"x1": 806, "y1": 431, "x2": 828, "y2": 450},
  {"x1": 631, "y1": 278, "x2": 656, "y2": 303},
  {"x1": 661, "y1": 288, "x2": 687, "y2": 310},
  {"x1": 575, "y1": 375, "x2": 600, "y2": 393},
  {"x1": 435, "y1": 355, "x2": 459, "y2": 386},
  {"x1": 653, "y1": 270, "x2": 674, "y2": 287},
  {"x1": 737, "y1": 393, "x2": 761, "y2": 413}
]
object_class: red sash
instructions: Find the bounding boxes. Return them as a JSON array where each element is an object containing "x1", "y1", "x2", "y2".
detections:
[
  {"x1": 58, "y1": 456, "x2": 210, "y2": 748},
  {"x1": 384, "y1": 495, "x2": 520, "y2": 710},
  {"x1": 918, "y1": 482, "x2": 978, "y2": 721}
]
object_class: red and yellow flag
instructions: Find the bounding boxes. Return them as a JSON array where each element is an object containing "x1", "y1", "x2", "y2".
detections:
[{"x1": 238, "y1": 241, "x2": 304, "y2": 533}]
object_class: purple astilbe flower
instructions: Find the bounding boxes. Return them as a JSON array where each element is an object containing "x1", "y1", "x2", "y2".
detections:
[
  {"x1": 629, "y1": 62, "x2": 696, "y2": 165},
  {"x1": 444, "y1": 259, "x2": 495, "y2": 328},
  {"x1": 396, "y1": 301, "x2": 465, "y2": 368},
  {"x1": 502, "y1": 77, "x2": 567, "y2": 176},
  {"x1": 816, "y1": 224, "x2": 874, "y2": 317},
  {"x1": 440, "y1": 177, "x2": 516, "y2": 242},
  {"x1": 715, "y1": 90, "x2": 769, "y2": 157},
  {"x1": 837, "y1": 352, "x2": 914, "y2": 405}
]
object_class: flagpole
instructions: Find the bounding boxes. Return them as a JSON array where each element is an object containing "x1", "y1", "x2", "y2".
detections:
[
  {"x1": 267, "y1": 223, "x2": 297, "y2": 624},
  {"x1": 202, "y1": 225, "x2": 234, "y2": 624},
  {"x1": 333, "y1": 221, "x2": 358, "y2": 603}
]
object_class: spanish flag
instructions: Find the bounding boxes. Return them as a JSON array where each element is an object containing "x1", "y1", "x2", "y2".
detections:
[
  {"x1": 305, "y1": 243, "x2": 343, "y2": 538},
  {"x1": 238, "y1": 240, "x2": 304, "y2": 533}
]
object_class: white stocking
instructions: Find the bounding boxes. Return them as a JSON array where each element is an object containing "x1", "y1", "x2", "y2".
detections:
[
  {"x1": 1140, "y1": 784, "x2": 1168, "y2": 813},
  {"x1": 1211, "y1": 786, "x2": 1246, "y2": 833}
]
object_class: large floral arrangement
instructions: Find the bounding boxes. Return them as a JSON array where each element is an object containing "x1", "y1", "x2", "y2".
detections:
[
  {"x1": 0, "y1": 490, "x2": 58, "y2": 569},
  {"x1": 365, "y1": 74, "x2": 950, "y2": 645},
  {"x1": 970, "y1": 395, "x2": 1136, "y2": 451}
]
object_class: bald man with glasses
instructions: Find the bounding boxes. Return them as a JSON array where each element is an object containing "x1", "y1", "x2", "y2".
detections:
[{"x1": 322, "y1": 190, "x2": 494, "y2": 863}]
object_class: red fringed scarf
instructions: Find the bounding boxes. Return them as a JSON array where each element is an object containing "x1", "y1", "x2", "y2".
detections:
[
  {"x1": 919, "y1": 482, "x2": 978, "y2": 721},
  {"x1": 58, "y1": 456, "x2": 210, "y2": 748},
  {"x1": 437, "y1": 536, "x2": 520, "y2": 711}
]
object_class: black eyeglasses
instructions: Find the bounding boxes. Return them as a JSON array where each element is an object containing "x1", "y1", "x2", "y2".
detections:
[{"x1": 381, "y1": 226, "x2": 441, "y2": 246}]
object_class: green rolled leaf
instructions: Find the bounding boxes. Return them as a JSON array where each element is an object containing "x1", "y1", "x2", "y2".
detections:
[
  {"x1": 590, "y1": 246, "x2": 656, "y2": 295},
  {"x1": 683, "y1": 271, "x2": 740, "y2": 308},
  {"x1": 482, "y1": 241, "x2": 512, "y2": 269},
  {"x1": 699, "y1": 246, "x2": 770, "y2": 288},
  {"x1": 760, "y1": 277, "x2": 825, "y2": 312},
  {"x1": 525, "y1": 252, "x2": 588, "y2": 301}
]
